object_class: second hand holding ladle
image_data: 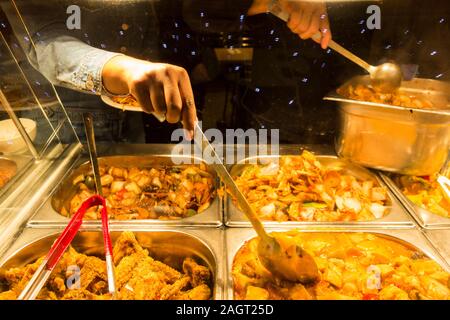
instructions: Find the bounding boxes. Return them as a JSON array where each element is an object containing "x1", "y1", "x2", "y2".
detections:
[{"x1": 269, "y1": 2, "x2": 403, "y2": 92}]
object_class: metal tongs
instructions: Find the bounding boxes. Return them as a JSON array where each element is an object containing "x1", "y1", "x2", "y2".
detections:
[
  {"x1": 17, "y1": 195, "x2": 116, "y2": 300},
  {"x1": 18, "y1": 113, "x2": 117, "y2": 300}
]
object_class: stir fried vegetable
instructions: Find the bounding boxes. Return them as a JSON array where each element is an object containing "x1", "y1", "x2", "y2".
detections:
[
  {"x1": 232, "y1": 150, "x2": 389, "y2": 222},
  {"x1": 233, "y1": 231, "x2": 450, "y2": 300},
  {"x1": 63, "y1": 163, "x2": 215, "y2": 220},
  {"x1": 394, "y1": 174, "x2": 449, "y2": 218}
]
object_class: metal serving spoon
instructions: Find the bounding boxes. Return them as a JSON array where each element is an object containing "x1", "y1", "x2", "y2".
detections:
[
  {"x1": 311, "y1": 34, "x2": 403, "y2": 92},
  {"x1": 270, "y1": 3, "x2": 403, "y2": 92},
  {"x1": 195, "y1": 123, "x2": 319, "y2": 283}
]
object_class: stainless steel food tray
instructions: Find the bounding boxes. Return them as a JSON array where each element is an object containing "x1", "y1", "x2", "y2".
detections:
[
  {"x1": 424, "y1": 229, "x2": 450, "y2": 268},
  {"x1": 224, "y1": 227, "x2": 450, "y2": 299},
  {"x1": 28, "y1": 154, "x2": 222, "y2": 227},
  {"x1": 325, "y1": 75, "x2": 450, "y2": 176},
  {"x1": 380, "y1": 173, "x2": 450, "y2": 229},
  {"x1": 225, "y1": 154, "x2": 415, "y2": 228},
  {"x1": 0, "y1": 227, "x2": 225, "y2": 300}
]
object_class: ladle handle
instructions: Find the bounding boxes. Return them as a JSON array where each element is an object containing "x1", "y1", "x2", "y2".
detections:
[
  {"x1": 194, "y1": 123, "x2": 272, "y2": 243},
  {"x1": 268, "y1": 3, "x2": 372, "y2": 72},
  {"x1": 311, "y1": 33, "x2": 372, "y2": 72}
]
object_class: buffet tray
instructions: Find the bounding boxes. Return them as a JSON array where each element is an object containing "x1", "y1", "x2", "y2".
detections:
[
  {"x1": 380, "y1": 173, "x2": 450, "y2": 229},
  {"x1": 0, "y1": 226, "x2": 225, "y2": 300},
  {"x1": 225, "y1": 154, "x2": 415, "y2": 228},
  {"x1": 224, "y1": 227, "x2": 450, "y2": 299},
  {"x1": 28, "y1": 154, "x2": 222, "y2": 227},
  {"x1": 424, "y1": 229, "x2": 450, "y2": 268}
]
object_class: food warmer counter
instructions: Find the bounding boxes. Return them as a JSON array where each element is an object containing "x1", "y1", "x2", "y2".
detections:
[
  {"x1": 0, "y1": 0, "x2": 448, "y2": 300},
  {"x1": 1, "y1": 142, "x2": 449, "y2": 300}
]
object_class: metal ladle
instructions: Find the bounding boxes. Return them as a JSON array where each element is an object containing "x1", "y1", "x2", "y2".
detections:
[
  {"x1": 195, "y1": 123, "x2": 319, "y2": 283},
  {"x1": 311, "y1": 34, "x2": 403, "y2": 92},
  {"x1": 270, "y1": 5, "x2": 403, "y2": 92}
]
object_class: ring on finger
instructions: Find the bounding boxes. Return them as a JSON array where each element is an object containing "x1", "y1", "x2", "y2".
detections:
[{"x1": 185, "y1": 98, "x2": 195, "y2": 108}]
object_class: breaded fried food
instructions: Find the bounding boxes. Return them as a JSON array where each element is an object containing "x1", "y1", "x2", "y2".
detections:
[{"x1": 0, "y1": 232, "x2": 213, "y2": 300}]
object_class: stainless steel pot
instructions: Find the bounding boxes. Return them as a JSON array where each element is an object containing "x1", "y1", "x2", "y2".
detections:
[{"x1": 325, "y1": 76, "x2": 450, "y2": 176}]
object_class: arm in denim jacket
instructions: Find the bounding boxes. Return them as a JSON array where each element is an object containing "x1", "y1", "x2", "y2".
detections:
[
  {"x1": 34, "y1": 35, "x2": 122, "y2": 95},
  {"x1": 1, "y1": 0, "x2": 122, "y2": 95}
]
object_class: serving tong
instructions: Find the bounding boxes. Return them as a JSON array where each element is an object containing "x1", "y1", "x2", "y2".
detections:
[
  {"x1": 18, "y1": 113, "x2": 117, "y2": 300},
  {"x1": 82, "y1": 113, "x2": 117, "y2": 298}
]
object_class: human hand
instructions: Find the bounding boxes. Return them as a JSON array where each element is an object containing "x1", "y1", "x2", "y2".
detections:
[
  {"x1": 102, "y1": 56, "x2": 197, "y2": 139},
  {"x1": 282, "y1": 0, "x2": 332, "y2": 49},
  {"x1": 247, "y1": 0, "x2": 332, "y2": 49}
]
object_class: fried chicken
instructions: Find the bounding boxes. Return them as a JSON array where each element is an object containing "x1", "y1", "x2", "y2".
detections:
[{"x1": 0, "y1": 232, "x2": 213, "y2": 300}]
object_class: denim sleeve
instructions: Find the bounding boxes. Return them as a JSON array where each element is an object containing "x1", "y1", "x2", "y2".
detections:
[
  {"x1": 34, "y1": 35, "x2": 123, "y2": 95},
  {"x1": 1, "y1": 1, "x2": 123, "y2": 95}
]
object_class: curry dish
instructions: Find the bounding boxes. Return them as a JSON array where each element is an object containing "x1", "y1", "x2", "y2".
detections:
[
  {"x1": 232, "y1": 231, "x2": 450, "y2": 300},
  {"x1": 232, "y1": 151, "x2": 389, "y2": 222},
  {"x1": 64, "y1": 163, "x2": 215, "y2": 220},
  {"x1": 393, "y1": 174, "x2": 449, "y2": 218},
  {"x1": 337, "y1": 84, "x2": 434, "y2": 109},
  {"x1": 0, "y1": 232, "x2": 212, "y2": 300}
]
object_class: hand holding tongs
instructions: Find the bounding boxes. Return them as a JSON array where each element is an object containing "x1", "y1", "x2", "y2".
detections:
[{"x1": 18, "y1": 195, "x2": 116, "y2": 300}]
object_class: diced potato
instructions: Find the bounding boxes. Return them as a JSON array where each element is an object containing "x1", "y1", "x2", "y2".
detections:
[
  {"x1": 411, "y1": 260, "x2": 442, "y2": 275},
  {"x1": 110, "y1": 181, "x2": 126, "y2": 193},
  {"x1": 375, "y1": 264, "x2": 395, "y2": 278},
  {"x1": 289, "y1": 284, "x2": 314, "y2": 300},
  {"x1": 379, "y1": 284, "x2": 410, "y2": 300},
  {"x1": 323, "y1": 263, "x2": 343, "y2": 288},
  {"x1": 72, "y1": 174, "x2": 85, "y2": 185},
  {"x1": 420, "y1": 277, "x2": 450, "y2": 300},
  {"x1": 245, "y1": 286, "x2": 269, "y2": 300},
  {"x1": 100, "y1": 174, "x2": 114, "y2": 186},
  {"x1": 124, "y1": 181, "x2": 141, "y2": 194}
]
